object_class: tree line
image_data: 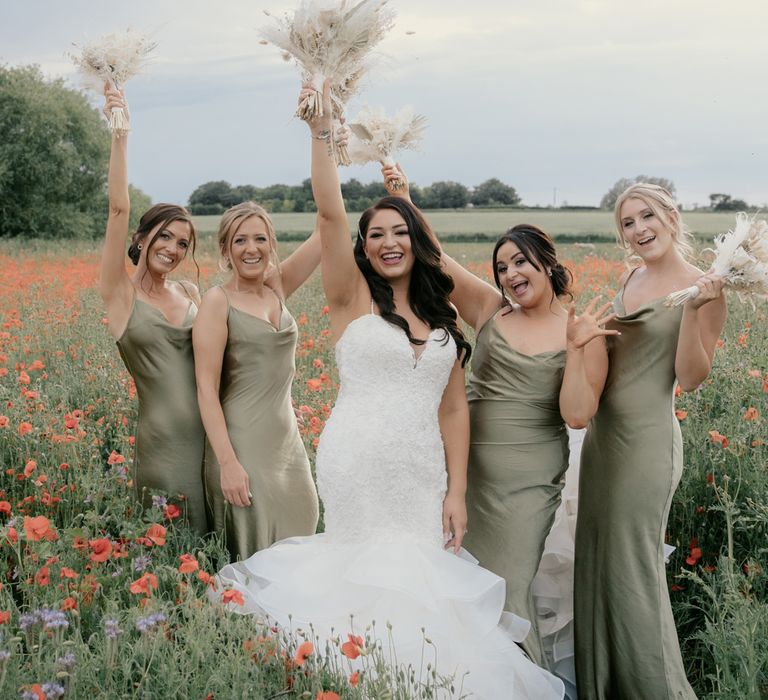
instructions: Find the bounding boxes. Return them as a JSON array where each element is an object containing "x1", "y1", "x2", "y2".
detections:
[
  {"x1": 0, "y1": 63, "x2": 757, "y2": 239},
  {"x1": 187, "y1": 177, "x2": 522, "y2": 215}
]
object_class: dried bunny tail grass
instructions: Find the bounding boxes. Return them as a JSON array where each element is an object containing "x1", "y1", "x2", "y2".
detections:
[
  {"x1": 261, "y1": 0, "x2": 395, "y2": 120},
  {"x1": 68, "y1": 28, "x2": 157, "y2": 136},
  {"x1": 347, "y1": 105, "x2": 426, "y2": 186},
  {"x1": 665, "y1": 213, "x2": 768, "y2": 306}
]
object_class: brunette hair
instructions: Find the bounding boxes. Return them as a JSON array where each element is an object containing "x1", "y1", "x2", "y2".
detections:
[
  {"x1": 492, "y1": 224, "x2": 573, "y2": 305},
  {"x1": 128, "y1": 203, "x2": 198, "y2": 272},
  {"x1": 356, "y1": 197, "x2": 471, "y2": 366}
]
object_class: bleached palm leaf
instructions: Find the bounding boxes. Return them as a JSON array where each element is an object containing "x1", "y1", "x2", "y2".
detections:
[
  {"x1": 665, "y1": 213, "x2": 768, "y2": 306},
  {"x1": 68, "y1": 29, "x2": 156, "y2": 136},
  {"x1": 261, "y1": 0, "x2": 395, "y2": 121},
  {"x1": 347, "y1": 105, "x2": 426, "y2": 190}
]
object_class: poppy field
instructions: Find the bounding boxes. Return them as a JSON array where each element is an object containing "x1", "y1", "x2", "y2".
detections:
[{"x1": 0, "y1": 239, "x2": 765, "y2": 699}]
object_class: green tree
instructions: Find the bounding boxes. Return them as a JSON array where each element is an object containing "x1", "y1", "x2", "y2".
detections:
[
  {"x1": 709, "y1": 193, "x2": 750, "y2": 211},
  {"x1": 600, "y1": 175, "x2": 676, "y2": 210},
  {"x1": 420, "y1": 181, "x2": 470, "y2": 209},
  {"x1": 127, "y1": 184, "x2": 153, "y2": 232},
  {"x1": 188, "y1": 180, "x2": 236, "y2": 212},
  {"x1": 0, "y1": 64, "x2": 111, "y2": 238},
  {"x1": 471, "y1": 178, "x2": 521, "y2": 207}
]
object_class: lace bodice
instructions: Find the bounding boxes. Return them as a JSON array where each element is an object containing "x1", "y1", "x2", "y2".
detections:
[{"x1": 316, "y1": 314, "x2": 457, "y2": 546}]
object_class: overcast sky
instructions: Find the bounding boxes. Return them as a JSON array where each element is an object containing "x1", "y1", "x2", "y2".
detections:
[{"x1": 2, "y1": 0, "x2": 766, "y2": 207}]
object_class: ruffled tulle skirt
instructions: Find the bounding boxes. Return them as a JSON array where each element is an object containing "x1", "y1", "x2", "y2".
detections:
[{"x1": 217, "y1": 533, "x2": 564, "y2": 699}]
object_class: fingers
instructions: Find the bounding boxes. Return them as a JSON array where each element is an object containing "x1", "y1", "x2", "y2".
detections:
[
  {"x1": 595, "y1": 301, "x2": 613, "y2": 319},
  {"x1": 222, "y1": 475, "x2": 252, "y2": 508},
  {"x1": 335, "y1": 124, "x2": 349, "y2": 148},
  {"x1": 596, "y1": 310, "x2": 617, "y2": 327},
  {"x1": 452, "y1": 523, "x2": 466, "y2": 554},
  {"x1": 582, "y1": 295, "x2": 601, "y2": 315}
]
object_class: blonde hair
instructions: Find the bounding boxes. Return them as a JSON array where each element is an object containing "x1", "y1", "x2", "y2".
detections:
[
  {"x1": 614, "y1": 183, "x2": 695, "y2": 261},
  {"x1": 216, "y1": 202, "x2": 280, "y2": 273}
]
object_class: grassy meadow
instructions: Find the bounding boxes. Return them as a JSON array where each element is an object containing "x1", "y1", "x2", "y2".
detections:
[{"x1": 0, "y1": 230, "x2": 766, "y2": 698}]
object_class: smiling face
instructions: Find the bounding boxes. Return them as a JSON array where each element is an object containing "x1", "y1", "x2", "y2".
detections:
[
  {"x1": 618, "y1": 196, "x2": 677, "y2": 262},
  {"x1": 494, "y1": 240, "x2": 553, "y2": 308},
  {"x1": 362, "y1": 208, "x2": 414, "y2": 282},
  {"x1": 227, "y1": 215, "x2": 273, "y2": 282},
  {"x1": 143, "y1": 219, "x2": 192, "y2": 274}
]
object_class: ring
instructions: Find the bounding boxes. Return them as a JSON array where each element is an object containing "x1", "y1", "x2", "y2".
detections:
[{"x1": 248, "y1": 491, "x2": 253, "y2": 499}]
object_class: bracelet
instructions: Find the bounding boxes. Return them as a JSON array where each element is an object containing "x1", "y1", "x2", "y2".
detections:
[{"x1": 312, "y1": 130, "x2": 331, "y2": 142}]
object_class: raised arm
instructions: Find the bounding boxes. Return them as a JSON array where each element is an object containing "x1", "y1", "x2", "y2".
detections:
[
  {"x1": 99, "y1": 85, "x2": 134, "y2": 337},
  {"x1": 559, "y1": 298, "x2": 618, "y2": 428},
  {"x1": 306, "y1": 84, "x2": 365, "y2": 312},
  {"x1": 274, "y1": 228, "x2": 321, "y2": 299},
  {"x1": 277, "y1": 125, "x2": 349, "y2": 299},
  {"x1": 675, "y1": 272, "x2": 726, "y2": 391},
  {"x1": 193, "y1": 288, "x2": 252, "y2": 508},
  {"x1": 381, "y1": 163, "x2": 501, "y2": 331}
]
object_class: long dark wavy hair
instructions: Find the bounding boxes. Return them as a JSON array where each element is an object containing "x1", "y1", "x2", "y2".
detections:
[
  {"x1": 355, "y1": 197, "x2": 471, "y2": 366},
  {"x1": 492, "y1": 224, "x2": 573, "y2": 308}
]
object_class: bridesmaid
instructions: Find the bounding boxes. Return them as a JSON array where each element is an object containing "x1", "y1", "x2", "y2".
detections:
[
  {"x1": 382, "y1": 166, "x2": 614, "y2": 670},
  {"x1": 575, "y1": 183, "x2": 726, "y2": 699},
  {"x1": 193, "y1": 202, "x2": 321, "y2": 561},
  {"x1": 99, "y1": 86, "x2": 208, "y2": 535}
]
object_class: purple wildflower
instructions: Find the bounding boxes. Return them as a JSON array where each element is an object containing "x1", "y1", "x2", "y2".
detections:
[{"x1": 103, "y1": 617, "x2": 122, "y2": 639}]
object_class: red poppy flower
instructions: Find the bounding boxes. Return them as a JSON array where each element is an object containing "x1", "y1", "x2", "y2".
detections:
[
  {"x1": 177, "y1": 553, "x2": 199, "y2": 574},
  {"x1": 341, "y1": 634, "x2": 365, "y2": 660},
  {"x1": 89, "y1": 538, "x2": 113, "y2": 563},
  {"x1": 221, "y1": 589, "x2": 245, "y2": 606},
  {"x1": 35, "y1": 566, "x2": 50, "y2": 586},
  {"x1": 294, "y1": 641, "x2": 314, "y2": 666},
  {"x1": 24, "y1": 515, "x2": 58, "y2": 542},
  {"x1": 743, "y1": 406, "x2": 759, "y2": 421},
  {"x1": 163, "y1": 504, "x2": 181, "y2": 521},
  {"x1": 129, "y1": 572, "x2": 159, "y2": 596}
]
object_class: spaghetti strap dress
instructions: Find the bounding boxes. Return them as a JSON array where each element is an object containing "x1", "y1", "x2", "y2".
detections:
[
  {"x1": 116, "y1": 294, "x2": 208, "y2": 535},
  {"x1": 464, "y1": 312, "x2": 569, "y2": 668},
  {"x1": 204, "y1": 290, "x2": 319, "y2": 561},
  {"x1": 574, "y1": 273, "x2": 695, "y2": 700}
]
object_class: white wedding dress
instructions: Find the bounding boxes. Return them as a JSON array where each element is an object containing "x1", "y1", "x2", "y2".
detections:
[{"x1": 217, "y1": 313, "x2": 564, "y2": 699}]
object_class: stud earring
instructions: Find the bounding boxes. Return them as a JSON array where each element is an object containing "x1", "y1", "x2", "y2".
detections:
[{"x1": 137, "y1": 243, "x2": 143, "y2": 251}]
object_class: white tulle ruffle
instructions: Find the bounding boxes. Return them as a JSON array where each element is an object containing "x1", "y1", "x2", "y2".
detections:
[{"x1": 217, "y1": 533, "x2": 564, "y2": 699}]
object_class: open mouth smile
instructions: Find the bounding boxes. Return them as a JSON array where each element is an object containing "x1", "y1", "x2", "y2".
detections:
[{"x1": 380, "y1": 252, "x2": 404, "y2": 265}]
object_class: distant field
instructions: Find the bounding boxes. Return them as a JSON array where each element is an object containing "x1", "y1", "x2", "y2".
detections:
[{"x1": 193, "y1": 209, "x2": 742, "y2": 241}]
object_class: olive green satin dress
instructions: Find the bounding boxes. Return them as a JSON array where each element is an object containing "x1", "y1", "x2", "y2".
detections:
[
  {"x1": 464, "y1": 314, "x2": 569, "y2": 668},
  {"x1": 116, "y1": 297, "x2": 208, "y2": 536},
  {"x1": 205, "y1": 297, "x2": 319, "y2": 562},
  {"x1": 574, "y1": 288, "x2": 695, "y2": 699}
]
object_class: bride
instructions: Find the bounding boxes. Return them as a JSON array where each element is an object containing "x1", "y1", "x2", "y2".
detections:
[{"x1": 215, "y1": 84, "x2": 564, "y2": 699}]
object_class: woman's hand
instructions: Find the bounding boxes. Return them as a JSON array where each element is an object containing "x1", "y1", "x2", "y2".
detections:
[
  {"x1": 567, "y1": 296, "x2": 620, "y2": 351},
  {"x1": 687, "y1": 271, "x2": 725, "y2": 310},
  {"x1": 335, "y1": 119, "x2": 349, "y2": 150},
  {"x1": 303, "y1": 80, "x2": 333, "y2": 138},
  {"x1": 442, "y1": 491, "x2": 468, "y2": 554},
  {"x1": 102, "y1": 82, "x2": 128, "y2": 124},
  {"x1": 381, "y1": 162, "x2": 411, "y2": 201},
  {"x1": 220, "y1": 460, "x2": 252, "y2": 508}
]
